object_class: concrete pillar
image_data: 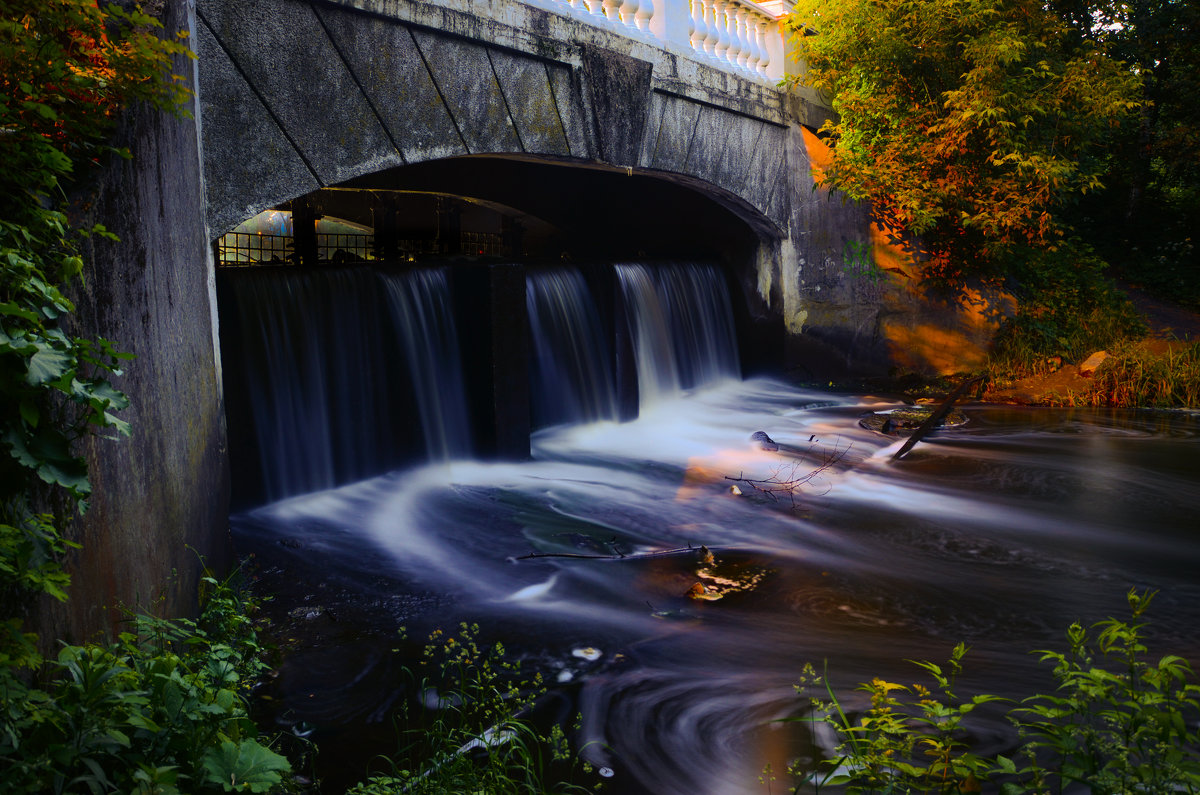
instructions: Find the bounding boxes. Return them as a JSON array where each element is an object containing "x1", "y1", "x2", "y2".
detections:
[
  {"x1": 292, "y1": 195, "x2": 320, "y2": 266},
  {"x1": 454, "y1": 264, "x2": 531, "y2": 459}
]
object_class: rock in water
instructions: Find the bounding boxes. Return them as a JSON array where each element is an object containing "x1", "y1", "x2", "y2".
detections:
[{"x1": 750, "y1": 430, "x2": 779, "y2": 451}]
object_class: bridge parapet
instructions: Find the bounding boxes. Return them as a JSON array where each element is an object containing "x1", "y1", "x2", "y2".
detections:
[{"x1": 536, "y1": 0, "x2": 786, "y2": 84}]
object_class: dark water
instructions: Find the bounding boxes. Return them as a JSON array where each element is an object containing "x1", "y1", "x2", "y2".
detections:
[{"x1": 232, "y1": 384, "x2": 1200, "y2": 793}]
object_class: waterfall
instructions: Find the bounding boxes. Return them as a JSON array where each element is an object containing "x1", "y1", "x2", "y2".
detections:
[
  {"x1": 526, "y1": 269, "x2": 618, "y2": 428},
  {"x1": 379, "y1": 269, "x2": 473, "y2": 460},
  {"x1": 223, "y1": 266, "x2": 472, "y2": 503},
  {"x1": 616, "y1": 263, "x2": 741, "y2": 408},
  {"x1": 227, "y1": 267, "x2": 399, "y2": 501},
  {"x1": 223, "y1": 260, "x2": 741, "y2": 502}
]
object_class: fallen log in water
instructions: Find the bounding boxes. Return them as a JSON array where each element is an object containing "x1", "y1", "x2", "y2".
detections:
[{"x1": 891, "y1": 375, "x2": 985, "y2": 461}]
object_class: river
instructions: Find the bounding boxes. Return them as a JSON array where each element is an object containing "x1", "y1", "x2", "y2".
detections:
[{"x1": 231, "y1": 380, "x2": 1200, "y2": 793}]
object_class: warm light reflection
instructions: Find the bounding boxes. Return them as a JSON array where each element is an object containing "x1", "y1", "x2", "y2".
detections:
[{"x1": 676, "y1": 446, "x2": 785, "y2": 501}]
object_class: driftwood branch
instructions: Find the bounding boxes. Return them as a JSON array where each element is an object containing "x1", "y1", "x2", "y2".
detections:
[{"x1": 891, "y1": 375, "x2": 984, "y2": 461}]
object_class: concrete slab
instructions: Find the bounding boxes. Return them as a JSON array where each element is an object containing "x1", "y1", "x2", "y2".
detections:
[
  {"x1": 314, "y1": 5, "x2": 467, "y2": 163},
  {"x1": 196, "y1": 19, "x2": 319, "y2": 235},
  {"x1": 488, "y1": 49, "x2": 571, "y2": 157},
  {"x1": 411, "y1": 30, "x2": 522, "y2": 154}
]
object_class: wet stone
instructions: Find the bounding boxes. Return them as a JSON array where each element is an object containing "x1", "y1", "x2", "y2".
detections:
[{"x1": 859, "y1": 406, "x2": 968, "y2": 435}]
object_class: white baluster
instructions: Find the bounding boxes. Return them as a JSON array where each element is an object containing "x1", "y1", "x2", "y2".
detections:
[
  {"x1": 618, "y1": 0, "x2": 640, "y2": 32},
  {"x1": 746, "y1": 9, "x2": 762, "y2": 74},
  {"x1": 635, "y1": 0, "x2": 655, "y2": 36},
  {"x1": 712, "y1": 0, "x2": 730, "y2": 63},
  {"x1": 757, "y1": 15, "x2": 773, "y2": 78},
  {"x1": 724, "y1": 4, "x2": 744, "y2": 70},
  {"x1": 587, "y1": 0, "x2": 612, "y2": 27},
  {"x1": 724, "y1": 2, "x2": 742, "y2": 67},
  {"x1": 689, "y1": 0, "x2": 706, "y2": 54},
  {"x1": 602, "y1": 0, "x2": 622, "y2": 25},
  {"x1": 701, "y1": 0, "x2": 719, "y2": 58}
]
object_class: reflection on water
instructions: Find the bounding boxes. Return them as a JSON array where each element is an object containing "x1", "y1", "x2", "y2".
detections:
[{"x1": 233, "y1": 379, "x2": 1200, "y2": 794}]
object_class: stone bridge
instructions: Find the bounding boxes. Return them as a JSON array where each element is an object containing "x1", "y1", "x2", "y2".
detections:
[{"x1": 196, "y1": 0, "x2": 819, "y2": 238}]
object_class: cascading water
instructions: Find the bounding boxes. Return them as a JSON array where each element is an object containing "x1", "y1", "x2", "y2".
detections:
[
  {"x1": 616, "y1": 263, "x2": 740, "y2": 408},
  {"x1": 222, "y1": 266, "x2": 471, "y2": 502},
  {"x1": 526, "y1": 268, "x2": 618, "y2": 428},
  {"x1": 225, "y1": 267, "x2": 399, "y2": 501},
  {"x1": 379, "y1": 268, "x2": 473, "y2": 460}
]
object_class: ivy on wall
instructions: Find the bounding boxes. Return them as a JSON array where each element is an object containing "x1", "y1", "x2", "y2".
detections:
[{"x1": 0, "y1": 0, "x2": 191, "y2": 646}]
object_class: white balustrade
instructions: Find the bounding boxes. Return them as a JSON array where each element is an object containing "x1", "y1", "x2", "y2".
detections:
[{"x1": 539, "y1": 0, "x2": 785, "y2": 84}]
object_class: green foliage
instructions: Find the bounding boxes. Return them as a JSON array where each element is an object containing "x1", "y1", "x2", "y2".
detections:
[
  {"x1": 987, "y1": 245, "x2": 1146, "y2": 378},
  {"x1": 789, "y1": 645, "x2": 999, "y2": 794},
  {"x1": 788, "y1": 590, "x2": 1200, "y2": 794},
  {"x1": 346, "y1": 623, "x2": 600, "y2": 794},
  {"x1": 785, "y1": 0, "x2": 1141, "y2": 281},
  {"x1": 1064, "y1": 0, "x2": 1200, "y2": 286},
  {"x1": 1011, "y1": 589, "x2": 1200, "y2": 793},
  {"x1": 1, "y1": 0, "x2": 192, "y2": 625},
  {"x1": 0, "y1": 571, "x2": 291, "y2": 794}
]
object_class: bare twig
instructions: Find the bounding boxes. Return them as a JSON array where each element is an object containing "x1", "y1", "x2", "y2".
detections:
[{"x1": 725, "y1": 438, "x2": 852, "y2": 509}]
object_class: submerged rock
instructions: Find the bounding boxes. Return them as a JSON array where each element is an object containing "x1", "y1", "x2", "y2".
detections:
[{"x1": 750, "y1": 430, "x2": 779, "y2": 451}]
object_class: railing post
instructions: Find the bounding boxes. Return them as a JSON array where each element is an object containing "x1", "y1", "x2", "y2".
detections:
[{"x1": 654, "y1": 0, "x2": 691, "y2": 49}]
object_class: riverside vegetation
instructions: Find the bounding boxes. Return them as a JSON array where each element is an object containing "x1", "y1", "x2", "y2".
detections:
[
  {"x1": 786, "y1": 0, "x2": 1200, "y2": 407},
  {"x1": 787, "y1": 590, "x2": 1200, "y2": 794}
]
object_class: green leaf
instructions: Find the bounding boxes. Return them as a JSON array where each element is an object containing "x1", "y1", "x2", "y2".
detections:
[
  {"x1": 26, "y1": 342, "x2": 72, "y2": 385},
  {"x1": 201, "y1": 739, "x2": 290, "y2": 792}
]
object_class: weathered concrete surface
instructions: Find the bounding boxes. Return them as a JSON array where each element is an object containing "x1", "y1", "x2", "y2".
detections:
[
  {"x1": 40, "y1": 0, "x2": 230, "y2": 644},
  {"x1": 581, "y1": 44, "x2": 654, "y2": 165},
  {"x1": 776, "y1": 126, "x2": 1008, "y2": 377}
]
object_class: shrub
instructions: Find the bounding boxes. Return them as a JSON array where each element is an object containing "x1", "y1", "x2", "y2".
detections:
[
  {"x1": 346, "y1": 623, "x2": 601, "y2": 794},
  {"x1": 788, "y1": 590, "x2": 1200, "y2": 794},
  {"x1": 0, "y1": 571, "x2": 291, "y2": 794}
]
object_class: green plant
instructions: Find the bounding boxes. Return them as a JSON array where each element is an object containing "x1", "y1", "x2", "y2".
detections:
[
  {"x1": 787, "y1": 590, "x2": 1200, "y2": 794},
  {"x1": 1086, "y1": 341, "x2": 1200, "y2": 408},
  {"x1": 842, "y1": 239, "x2": 884, "y2": 287},
  {"x1": 987, "y1": 245, "x2": 1146, "y2": 380},
  {"x1": 1009, "y1": 589, "x2": 1200, "y2": 793},
  {"x1": 789, "y1": 645, "x2": 999, "y2": 794},
  {"x1": 347, "y1": 623, "x2": 601, "y2": 794},
  {"x1": 785, "y1": 0, "x2": 1142, "y2": 285},
  {"x1": 0, "y1": 569, "x2": 291, "y2": 794}
]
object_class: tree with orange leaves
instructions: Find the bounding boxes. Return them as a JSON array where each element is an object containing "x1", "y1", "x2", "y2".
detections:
[{"x1": 785, "y1": 0, "x2": 1142, "y2": 284}]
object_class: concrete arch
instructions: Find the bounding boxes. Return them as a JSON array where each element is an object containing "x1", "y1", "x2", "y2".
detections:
[{"x1": 196, "y1": 0, "x2": 794, "y2": 238}]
